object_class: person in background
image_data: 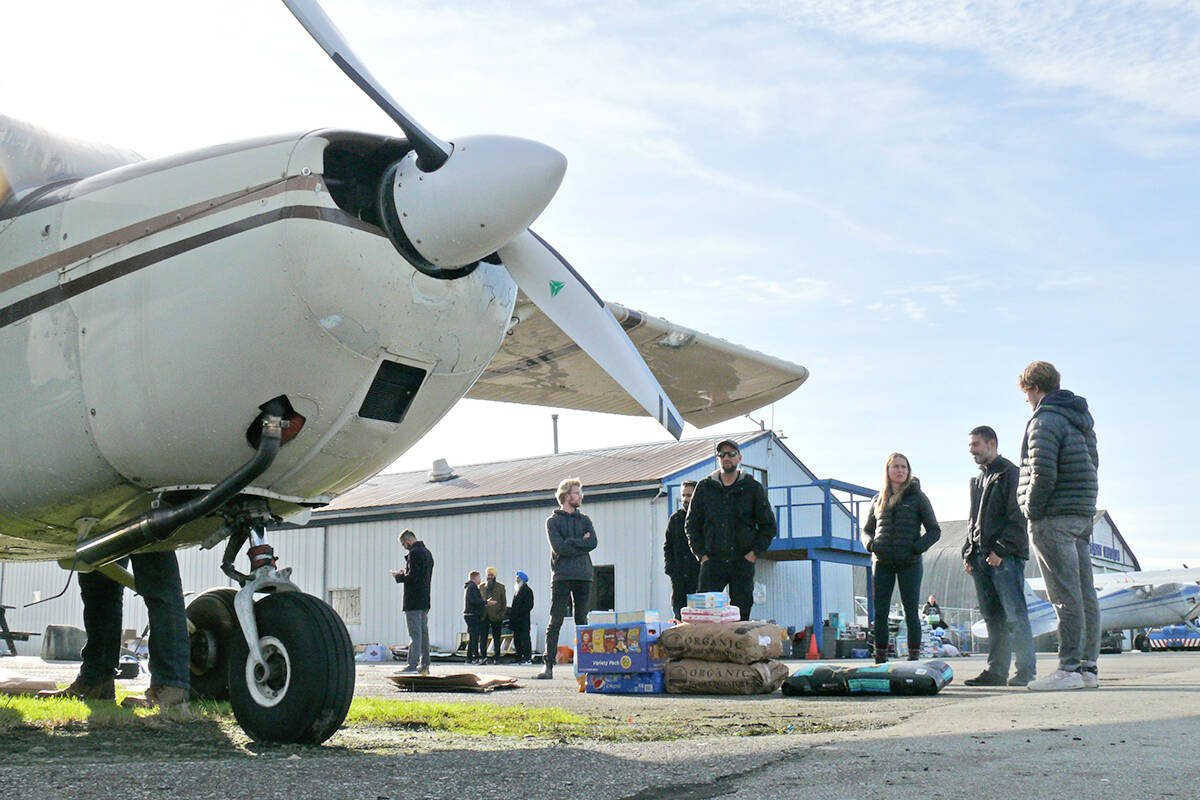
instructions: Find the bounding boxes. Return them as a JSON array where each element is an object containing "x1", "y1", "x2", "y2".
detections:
[
  {"x1": 1017, "y1": 361, "x2": 1101, "y2": 691},
  {"x1": 664, "y1": 480, "x2": 700, "y2": 620},
  {"x1": 962, "y1": 425, "x2": 1037, "y2": 688},
  {"x1": 535, "y1": 478, "x2": 597, "y2": 679},
  {"x1": 861, "y1": 453, "x2": 941, "y2": 663},
  {"x1": 479, "y1": 566, "x2": 507, "y2": 664},
  {"x1": 463, "y1": 570, "x2": 486, "y2": 664},
  {"x1": 391, "y1": 529, "x2": 434, "y2": 675},
  {"x1": 923, "y1": 594, "x2": 950, "y2": 631},
  {"x1": 509, "y1": 571, "x2": 535, "y2": 665}
]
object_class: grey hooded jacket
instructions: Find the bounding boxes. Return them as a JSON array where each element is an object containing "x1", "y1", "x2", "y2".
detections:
[{"x1": 1018, "y1": 390, "x2": 1099, "y2": 521}]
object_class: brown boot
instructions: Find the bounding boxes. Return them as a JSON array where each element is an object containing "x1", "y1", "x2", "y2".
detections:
[
  {"x1": 120, "y1": 684, "x2": 189, "y2": 710},
  {"x1": 36, "y1": 678, "x2": 116, "y2": 701}
]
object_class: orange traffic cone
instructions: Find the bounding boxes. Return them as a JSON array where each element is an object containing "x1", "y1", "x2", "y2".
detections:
[{"x1": 806, "y1": 630, "x2": 821, "y2": 660}]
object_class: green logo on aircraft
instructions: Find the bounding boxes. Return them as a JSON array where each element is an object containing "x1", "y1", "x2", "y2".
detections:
[{"x1": 548, "y1": 280, "x2": 565, "y2": 297}]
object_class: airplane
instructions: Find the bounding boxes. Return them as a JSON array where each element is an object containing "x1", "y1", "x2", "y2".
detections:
[
  {"x1": 0, "y1": 1, "x2": 807, "y2": 743},
  {"x1": 970, "y1": 567, "x2": 1200, "y2": 649}
]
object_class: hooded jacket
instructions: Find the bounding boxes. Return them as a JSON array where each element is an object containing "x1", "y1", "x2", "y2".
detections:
[
  {"x1": 663, "y1": 506, "x2": 700, "y2": 584},
  {"x1": 546, "y1": 508, "x2": 598, "y2": 582},
  {"x1": 1018, "y1": 390, "x2": 1099, "y2": 521},
  {"x1": 963, "y1": 455, "x2": 1028, "y2": 562},
  {"x1": 861, "y1": 479, "x2": 941, "y2": 567},
  {"x1": 685, "y1": 470, "x2": 777, "y2": 561},
  {"x1": 463, "y1": 579, "x2": 486, "y2": 618},
  {"x1": 393, "y1": 540, "x2": 433, "y2": 611}
]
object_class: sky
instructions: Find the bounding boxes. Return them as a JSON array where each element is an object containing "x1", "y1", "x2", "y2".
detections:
[{"x1": 5, "y1": 1, "x2": 1198, "y2": 568}]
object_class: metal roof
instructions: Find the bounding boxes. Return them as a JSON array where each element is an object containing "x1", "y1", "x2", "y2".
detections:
[{"x1": 315, "y1": 431, "x2": 770, "y2": 515}]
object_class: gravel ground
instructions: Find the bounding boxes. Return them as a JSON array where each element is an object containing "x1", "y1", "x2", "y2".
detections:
[{"x1": 3, "y1": 652, "x2": 1199, "y2": 799}]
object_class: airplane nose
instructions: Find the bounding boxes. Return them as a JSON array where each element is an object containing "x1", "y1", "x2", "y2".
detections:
[{"x1": 383, "y1": 135, "x2": 566, "y2": 271}]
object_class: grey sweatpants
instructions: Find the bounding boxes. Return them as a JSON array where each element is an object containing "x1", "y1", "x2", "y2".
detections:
[{"x1": 1030, "y1": 515, "x2": 1100, "y2": 672}]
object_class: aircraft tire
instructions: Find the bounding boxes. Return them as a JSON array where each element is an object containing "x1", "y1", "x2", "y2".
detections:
[
  {"x1": 228, "y1": 592, "x2": 354, "y2": 744},
  {"x1": 1134, "y1": 633, "x2": 1150, "y2": 652},
  {"x1": 187, "y1": 588, "x2": 239, "y2": 701}
]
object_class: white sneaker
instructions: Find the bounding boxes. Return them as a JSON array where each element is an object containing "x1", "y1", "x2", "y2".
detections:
[
  {"x1": 1027, "y1": 669, "x2": 1084, "y2": 691},
  {"x1": 1081, "y1": 671, "x2": 1099, "y2": 688}
]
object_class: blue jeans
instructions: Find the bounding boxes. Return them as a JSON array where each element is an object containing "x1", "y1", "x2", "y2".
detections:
[
  {"x1": 405, "y1": 609, "x2": 430, "y2": 671},
  {"x1": 971, "y1": 554, "x2": 1036, "y2": 680},
  {"x1": 78, "y1": 551, "x2": 189, "y2": 689},
  {"x1": 872, "y1": 560, "x2": 923, "y2": 656},
  {"x1": 1031, "y1": 516, "x2": 1100, "y2": 672}
]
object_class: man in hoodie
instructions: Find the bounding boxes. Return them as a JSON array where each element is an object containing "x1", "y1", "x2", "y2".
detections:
[
  {"x1": 685, "y1": 440, "x2": 777, "y2": 621},
  {"x1": 535, "y1": 477, "x2": 597, "y2": 679},
  {"x1": 463, "y1": 570, "x2": 486, "y2": 663},
  {"x1": 1017, "y1": 361, "x2": 1101, "y2": 692},
  {"x1": 962, "y1": 425, "x2": 1036, "y2": 687},
  {"x1": 664, "y1": 480, "x2": 700, "y2": 620},
  {"x1": 479, "y1": 566, "x2": 507, "y2": 663},
  {"x1": 509, "y1": 571, "x2": 535, "y2": 664},
  {"x1": 391, "y1": 529, "x2": 434, "y2": 675}
]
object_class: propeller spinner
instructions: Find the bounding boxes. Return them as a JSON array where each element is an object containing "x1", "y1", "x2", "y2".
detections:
[{"x1": 283, "y1": 0, "x2": 685, "y2": 439}]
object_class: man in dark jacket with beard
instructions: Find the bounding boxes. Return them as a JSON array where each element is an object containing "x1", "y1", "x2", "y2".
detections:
[
  {"x1": 463, "y1": 570, "x2": 486, "y2": 663},
  {"x1": 1017, "y1": 361, "x2": 1100, "y2": 692},
  {"x1": 685, "y1": 440, "x2": 776, "y2": 620},
  {"x1": 535, "y1": 477, "x2": 597, "y2": 679},
  {"x1": 663, "y1": 480, "x2": 700, "y2": 620},
  {"x1": 962, "y1": 425, "x2": 1036, "y2": 687},
  {"x1": 391, "y1": 529, "x2": 434, "y2": 675}
]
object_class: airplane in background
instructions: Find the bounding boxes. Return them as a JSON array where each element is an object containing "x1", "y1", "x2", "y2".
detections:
[
  {"x1": 0, "y1": 1, "x2": 807, "y2": 743},
  {"x1": 971, "y1": 567, "x2": 1200, "y2": 649}
]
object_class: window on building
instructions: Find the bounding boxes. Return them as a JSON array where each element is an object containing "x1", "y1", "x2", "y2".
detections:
[{"x1": 329, "y1": 588, "x2": 361, "y2": 626}]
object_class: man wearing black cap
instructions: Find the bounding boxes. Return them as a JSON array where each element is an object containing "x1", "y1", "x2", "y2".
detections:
[{"x1": 685, "y1": 440, "x2": 776, "y2": 621}]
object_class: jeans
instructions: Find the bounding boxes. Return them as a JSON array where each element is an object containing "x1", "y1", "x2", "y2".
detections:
[
  {"x1": 1031, "y1": 515, "x2": 1100, "y2": 672},
  {"x1": 405, "y1": 609, "x2": 430, "y2": 671},
  {"x1": 971, "y1": 554, "x2": 1036, "y2": 679},
  {"x1": 464, "y1": 614, "x2": 483, "y2": 660},
  {"x1": 545, "y1": 580, "x2": 591, "y2": 658},
  {"x1": 698, "y1": 557, "x2": 756, "y2": 620},
  {"x1": 78, "y1": 551, "x2": 189, "y2": 689},
  {"x1": 872, "y1": 560, "x2": 923, "y2": 657}
]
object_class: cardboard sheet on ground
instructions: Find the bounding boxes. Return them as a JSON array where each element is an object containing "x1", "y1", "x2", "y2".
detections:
[
  {"x1": 0, "y1": 667, "x2": 57, "y2": 696},
  {"x1": 388, "y1": 672, "x2": 522, "y2": 693}
]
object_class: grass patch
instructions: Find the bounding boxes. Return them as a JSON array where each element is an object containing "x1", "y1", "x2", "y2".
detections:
[{"x1": 1, "y1": 691, "x2": 594, "y2": 738}]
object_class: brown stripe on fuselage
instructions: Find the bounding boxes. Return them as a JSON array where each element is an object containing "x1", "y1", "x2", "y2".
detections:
[
  {"x1": 0, "y1": 204, "x2": 385, "y2": 330},
  {"x1": 0, "y1": 174, "x2": 324, "y2": 294}
]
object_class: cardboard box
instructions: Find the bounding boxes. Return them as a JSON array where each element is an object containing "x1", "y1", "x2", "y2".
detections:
[
  {"x1": 577, "y1": 622, "x2": 665, "y2": 673},
  {"x1": 586, "y1": 610, "x2": 616, "y2": 624},
  {"x1": 686, "y1": 592, "x2": 729, "y2": 609},
  {"x1": 616, "y1": 609, "x2": 660, "y2": 624},
  {"x1": 584, "y1": 671, "x2": 665, "y2": 694},
  {"x1": 681, "y1": 606, "x2": 740, "y2": 623}
]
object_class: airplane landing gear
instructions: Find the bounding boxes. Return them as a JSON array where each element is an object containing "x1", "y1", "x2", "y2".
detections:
[{"x1": 187, "y1": 505, "x2": 353, "y2": 744}]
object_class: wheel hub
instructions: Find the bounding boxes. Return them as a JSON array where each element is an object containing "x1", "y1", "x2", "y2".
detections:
[{"x1": 245, "y1": 635, "x2": 292, "y2": 707}]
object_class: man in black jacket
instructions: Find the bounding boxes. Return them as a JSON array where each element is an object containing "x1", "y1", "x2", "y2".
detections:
[
  {"x1": 962, "y1": 426, "x2": 1036, "y2": 687},
  {"x1": 463, "y1": 570, "x2": 486, "y2": 663},
  {"x1": 391, "y1": 529, "x2": 434, "y2": 675},
  {"x1": 664, "y1": 480, "x2": 700, "y2": 620},
  {"x1": 1017, "y1": 361, "x2": 1101, "y2": 692},
  {"x1": 509, "y1": 571, "x2": 535, "y2": 664},
  {"x1": 535, "y1": 477, "x2": 597, "y2": 679},
  {"x1": 685, "y1": 440, "x2": 776, "y2": 620}
]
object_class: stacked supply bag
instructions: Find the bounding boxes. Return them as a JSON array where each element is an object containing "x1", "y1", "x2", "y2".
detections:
[
  {"x1": 659, "y1": 592, "x2": 789, "y2": 694},
  {"x1": 577, "y1": 610, "x2": 667, "y2": 694}
]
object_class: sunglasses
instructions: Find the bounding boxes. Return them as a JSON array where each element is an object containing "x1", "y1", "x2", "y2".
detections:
[{"x1": 717, "y1": 451, "x2": 739, "y2": 458}]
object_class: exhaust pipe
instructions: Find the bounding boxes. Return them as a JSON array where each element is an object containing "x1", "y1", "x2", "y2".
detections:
[{"x1": 73, "y1": 413, "x2": 285, "y2": 571}]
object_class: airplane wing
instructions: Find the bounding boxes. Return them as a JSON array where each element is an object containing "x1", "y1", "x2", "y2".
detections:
[
  {"x1": 466, "y1": 297, "x2": 809, "y2": 427},
  {"x1": 1090, "y1": 568, "x2": 1200, "y2": 591}
]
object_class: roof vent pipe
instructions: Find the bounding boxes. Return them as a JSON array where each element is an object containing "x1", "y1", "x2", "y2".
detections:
[{"x1": 428, "y1": 458, "x2": 458, "y2": 482}]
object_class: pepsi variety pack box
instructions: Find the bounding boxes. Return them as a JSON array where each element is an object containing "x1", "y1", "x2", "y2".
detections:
[
  {"x1": 584, "y1": 671, "x2": 665, "y2": 694},
  {"x1": 577, "y1": 621, "x2": 666, "y2": 673}
]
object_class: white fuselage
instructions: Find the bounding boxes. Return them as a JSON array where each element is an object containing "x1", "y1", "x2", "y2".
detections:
[{"x1": 0, "y1": 130, "x2": 517, "y2": 559}]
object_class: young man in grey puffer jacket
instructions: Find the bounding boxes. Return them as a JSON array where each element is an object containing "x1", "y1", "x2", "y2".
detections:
[{"x1": 1017, "y1": 361, "x2": 1100, "y2": 692}]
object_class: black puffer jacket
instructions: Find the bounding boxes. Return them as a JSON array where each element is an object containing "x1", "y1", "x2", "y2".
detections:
[
  {"x1": 963, "y1": 455, "x2": 1028, "y2": 561},
  {"x1": 685, "y1": 470, "x2": 777, "y2": 560},
  {"x1": 463, "y1": 580, "x2": 486, "y2": 618},
  {"x1": 861, "y1": 480, "x2": 941, "y2": 567},
  {"x1": 1018, "y1": 390, "x2": 1099, "y2": 521},
  {"x1": 546, "y1": 509, "x2": 598, "y2": 582}
]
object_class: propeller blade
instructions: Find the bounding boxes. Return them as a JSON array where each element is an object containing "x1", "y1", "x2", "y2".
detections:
[
  {"x1": 497, "y1": 231, "x2": 685, "y2": 440},
  {"x1": 282, "y1": 0, "x2": 451, "y2": 171}
]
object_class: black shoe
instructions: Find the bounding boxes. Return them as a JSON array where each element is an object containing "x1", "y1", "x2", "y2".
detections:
[
  {"x1": 964, "y1": 671, "x2": 1007, "y2": 687},
  {"x1": 1007, "y1": 675, "x2": 1032, "y2": 687}
]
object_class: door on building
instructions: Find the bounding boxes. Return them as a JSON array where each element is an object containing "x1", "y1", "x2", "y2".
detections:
[{"x1": 591, "y1": 565, "x2": 615, "y2": 612}]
